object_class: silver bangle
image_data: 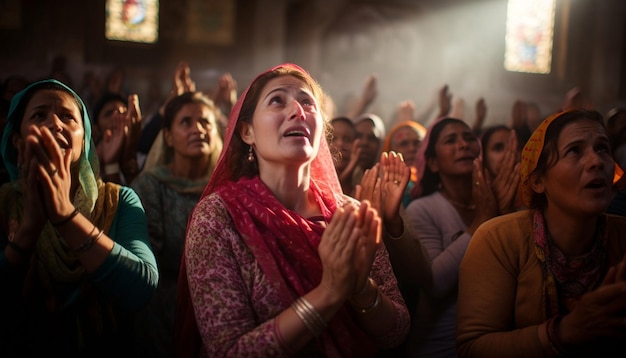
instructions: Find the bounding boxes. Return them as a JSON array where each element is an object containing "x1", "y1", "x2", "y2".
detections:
[{"x1": 291, "y1": 297, "x2": 327, "y2": 336}]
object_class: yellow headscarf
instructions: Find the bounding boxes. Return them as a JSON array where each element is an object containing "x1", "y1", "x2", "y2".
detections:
[{"x1": 518, "y1": 109, "x2": 623, "y2": 208}]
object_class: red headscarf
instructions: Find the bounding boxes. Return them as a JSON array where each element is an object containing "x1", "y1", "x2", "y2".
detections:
[{"x1": 176, "y1": 63, "x2": 375, "y2": 357}]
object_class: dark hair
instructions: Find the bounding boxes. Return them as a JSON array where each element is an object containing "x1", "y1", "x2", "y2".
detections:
[
  {"x1": 480, "y1": 125, "x2": 511, "y2": 151},
  {"x1": 419, "y1": 117, "x2": 469, "y2": 196},
  {"x1": 529, "y1": 109, "x2": 606, "y2": 210},
  {"x1": 329, "y1": 116, "x2": 356, "y2": 164},
  {"x1": 480, "y1": 124, "x2": 511, "y2": 174},
  {"x1": 330, "y1": 116, "x2": 353, "y2": 127},
  {"x1": 91, "y1": 92, "x2": 127, "y2": 126},
  {"x1": 9, "y1": 81, "x2": 83, "y2": 136},
  {"x1": 163, "y1": 91, "x2": 220, "y2": 130},
  {"x1": 228, "y1": 67, "x2": 329, "y2": 181}
]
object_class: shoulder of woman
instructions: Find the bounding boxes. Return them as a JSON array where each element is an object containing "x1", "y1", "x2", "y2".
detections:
[
  {"x1": 405, "y1": 191, "x2": 445, "y2": 215},
  {"x1": 193, "y1": 192, "x2": 230, "y2": 219},
  {"x1": 471, "y1": 210, "x2": 532, "y2": 250},
  {"x1": 130, "y1": 170, "x2": 161, "y2": 190}
]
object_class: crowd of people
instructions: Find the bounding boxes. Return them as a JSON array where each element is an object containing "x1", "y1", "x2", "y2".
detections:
[{"x1": 1, "y1": 59, "x2": 626, "y2": 358}]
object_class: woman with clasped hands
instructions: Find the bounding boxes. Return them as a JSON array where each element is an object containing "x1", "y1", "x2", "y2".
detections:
[
  {"x1": 457, "y1": 109, "x2": 626, "y2": 357},
  {"x1": 0, "y1": 80, "x2": 158, "y2": 356},
  {"x1": 175, "y1": 64, "x2": 409, "y2": 357}
]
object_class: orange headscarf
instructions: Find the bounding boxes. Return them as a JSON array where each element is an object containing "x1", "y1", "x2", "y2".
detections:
[
  {"x1": 381, "y1": 120, "x2": 426, "y2": 184},
  {"x1": 381, "y1": 120, "x2": 427, "y2": 153},
  {"x1": 518, "y1": 109, "x2": 624, "y2": 208}
]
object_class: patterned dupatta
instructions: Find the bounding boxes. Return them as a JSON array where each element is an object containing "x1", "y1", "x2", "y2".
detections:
[
  {"x1": 532, "y1": 210, "x2": 607, "y2": 317},
  {"x1": 217, "y1": 176, "x2": 375, "y2": 356}
]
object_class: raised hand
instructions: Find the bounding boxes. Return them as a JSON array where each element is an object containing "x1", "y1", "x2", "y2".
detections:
[
  {"x1": 562, "y1": 86, "x2": 594, "y2": 111},
  {"x1": 489, "y1": 130, "x2": 521, "y2": 214},
  {"x1": 211, "y1": 72, "x2": 238, "y2": 112},
  {"x1": 121, "y1": 94, "x2": 142, "y2": 182},
  {"x1": 175, "y1": 60, "x2": 196, "y2": 94},
  {"x1": 379, "y1": 151, "x2": 410, "y2": 223},
  {"x1": 437, "y1": 85, "x2": 452, "y2": 118},
  {"x1": 354, "y1": 163, "x2": 382, "y2": 214},
  {"x1": 511, "y1": 100, "x2": 528, "y2": 129},
  {"x1": 159, "y1": 61, "x2": 196, "y2": 116},
  {"x1": 361, "y1": 74, "x2": 378, "y2": 107},
  {"x1": 98, "y1": 110, "x2": 126, "y2": 168},
  {"x1": 467, "y1": 155, "x2": 498, "y2": 234},
  {"x1": 473, "y1": 97, "x2": 487, "y2": 132},
  {"x1": 397, "y1": 100, "x2": 416, "y2": 123}
]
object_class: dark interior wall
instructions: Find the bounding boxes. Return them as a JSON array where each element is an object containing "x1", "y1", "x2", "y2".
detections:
[{"x1": 1, "y1": 0, "x2": 625, "y2": 125}]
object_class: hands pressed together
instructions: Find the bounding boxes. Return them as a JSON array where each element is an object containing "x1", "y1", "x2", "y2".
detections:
[
  {"x1": 97, "y1": 93, "x2": 142, "y2": 182},
  {"x1": 318, "y1": 200, "x2": 381, "y2": 301},
  {"x1": 18, "y1": 125, "x2": 75, "y2": 244},
  {"x1": 549, "y1": 254, "x2": 626, "y2": 352},
  {"x1": 316, "y1": 151, "x2": 411, "y2": 303}
]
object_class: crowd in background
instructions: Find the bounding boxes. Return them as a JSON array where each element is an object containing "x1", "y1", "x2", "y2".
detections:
[{"x1": 1, "y1": 57, "x2": 626, "y2": 357}]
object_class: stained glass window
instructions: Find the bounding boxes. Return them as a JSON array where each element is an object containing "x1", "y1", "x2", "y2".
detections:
[
  {"x1": 504, "y1": 0, "x2": 556, "y2": 74},
  {"x1": 105, "y1": 0, "x2": 159, "y2": 44}
]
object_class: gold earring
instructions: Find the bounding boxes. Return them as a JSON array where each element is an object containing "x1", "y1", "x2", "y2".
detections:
[{"x1": 247, "y1": 146, "x2": 255, "y2": 163}]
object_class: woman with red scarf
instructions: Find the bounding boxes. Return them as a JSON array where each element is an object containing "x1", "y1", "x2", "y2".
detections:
[{"x1": 175, "y1": 64, "x2": 410, "y2": 357}]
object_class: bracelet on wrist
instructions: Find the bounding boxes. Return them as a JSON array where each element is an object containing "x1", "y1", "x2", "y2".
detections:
[
  {"x1": 51, "y1": 208, "x2": 80, "y2": 227},
  {"x1": 73, "y1": 225, "x2": 104, "y2": 253},
  {"x1": 350, "y1": 277, "x2": 382, "y2": 314},
  {"x1": 291, "y1": 297, "x2": 327, "y2": 336},
  {"x1": 547, "y1": 315, "x2": 569, "y2": 357},
  {"x1": 351, "y1": 287, "x2": 382, "y2": 314}
]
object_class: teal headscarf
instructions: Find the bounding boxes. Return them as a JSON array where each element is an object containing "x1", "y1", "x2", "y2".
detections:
[{"x1": 0, "y1": 79, "x2": 101, "y2": 213}]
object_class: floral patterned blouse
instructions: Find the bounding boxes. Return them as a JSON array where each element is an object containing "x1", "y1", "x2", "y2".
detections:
[{"x1": 184, "y1": 192, "x2": 410, "y2": 357}]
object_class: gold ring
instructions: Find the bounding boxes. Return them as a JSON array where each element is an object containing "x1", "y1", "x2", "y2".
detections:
[
  {"x1": 393, "y1": 180, "x2": 401, "y2": 185},
  {"x1": 475, "y1": 181, "x2": 480, "y2": 187}
]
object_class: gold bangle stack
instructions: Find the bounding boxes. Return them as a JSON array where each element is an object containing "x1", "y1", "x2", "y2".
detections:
[{"x1": 291, "y1": 297, "x2": 327, "y2": 336}]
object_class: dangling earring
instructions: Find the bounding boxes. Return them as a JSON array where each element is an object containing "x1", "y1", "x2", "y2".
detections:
[{"x1": 247, "y1": 146, "x2": 255, "y2": 163}]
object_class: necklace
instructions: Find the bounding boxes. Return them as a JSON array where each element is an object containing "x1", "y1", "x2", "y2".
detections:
[{"x1": 441, "y1": 191, "x2": 476, "y2": 211}]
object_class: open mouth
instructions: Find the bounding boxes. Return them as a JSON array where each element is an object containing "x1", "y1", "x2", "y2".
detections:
[
  {"x1": 456, "y1": 156, "x2": 475, "y2": 162},
  {"x1": 585, "y1": 178, "x2": 607, "y2": 189},
  {"x1": 55, "y1": 136, "x2": 70, "y2": 149},
  {"x1": 284, "y1": 131, "x2": 307, "y2": 137},
  {"x1": 284, "y1": 126, "x2": 310, "y2": 139}
]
